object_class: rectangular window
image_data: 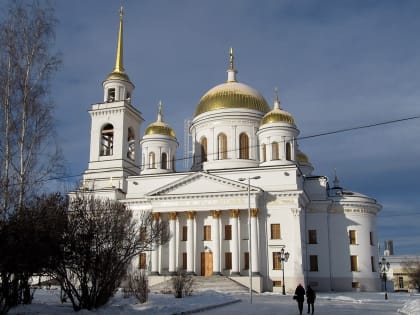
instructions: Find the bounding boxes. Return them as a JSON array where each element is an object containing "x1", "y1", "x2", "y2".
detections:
[
  {"x1": 272, "y1": 252, "x2": 282, "y2": 270},
  {"x1": 182, "y1": 252, "x2": 187, "y2": 270},
  {"x1": 309, "y1": 255, "x2": 319, "y2": 271},
  {"x1": 350, "y1": 255, "x2": 358, "y2": 272},
  {"x1": 349, "y1": 230, "x2": 357, "y2": 245},
  {"x1": 371, "y1": 256, "x2": 376, "y2": 272},
  {"x1": 272, "y1": 280, "x2": 282, "y2": 287},
  {"x1": 182, "y1": 226, "x2": 187, "y2": 241},
  {"x1": 271, "y1": 224, "x2": 281, "y2": 239},
  {"x1": 140, "y1": 227, "x2": 147, "y2": 242},
  {"x1": 225, "y1": 225, "x2": 232, "y2": 240},
  {"x1": 370, "y1": 232, "x2": 374, "y2": 246},
  {"x1": 204, "y1": 225, "x2": 211, "y2": 241},
  {"x1": 244, "y1": 252, "x2": 249, "y2": 270},
  {"x1": 225, "y1": 252, "x2": 232, "y2": 270},
  {"x1": 352, "y1": 282, "x2": 360, "y2": 288},
  {"x1": 398, "y1": 277, "x2": 404, "y2": 289},
  {"x1": 308, "y1": 230, "x2": 317, "y2": 244},
  {"x1": 139, "y1": 253, "x2": 146, "y2": 269}
]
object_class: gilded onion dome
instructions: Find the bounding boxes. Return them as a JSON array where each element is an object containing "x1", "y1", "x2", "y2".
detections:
[
  {"x1": 106, "y1": 7, "x2": 131, "y2": 82},
  {"x1": 260, "y1": 88, "x2": 295, "y2": 126},
  {"x1": 144, "y1": 101, "x2": 176, "y2": 138},
  {"x1": 194, "y1": 48, "x2": 270, "y2": 117},
  {"x1": 296, "y1": 149, "x2": 310, "y2": 164}
]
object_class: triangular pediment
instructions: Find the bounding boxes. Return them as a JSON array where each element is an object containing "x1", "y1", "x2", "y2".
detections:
[{"x1": 146, "y1": 172, "x2": 259, "y2": 197}]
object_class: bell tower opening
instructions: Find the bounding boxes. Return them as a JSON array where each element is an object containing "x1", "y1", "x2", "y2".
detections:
[{"x1": 100, "y1": 124, "x2": 114, "y2": 156}]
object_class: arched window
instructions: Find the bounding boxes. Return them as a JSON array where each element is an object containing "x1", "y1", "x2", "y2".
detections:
[
  {"x1": 286, "y1": 142, "x2": 292, "y2": 161},
  {"x1": 272, "y1": 142, "x2": 279, "y2": 160},
  {"x1": 127, "y1": 127, "x2": 135, "y2": 160},
  {"x1": 142, "y1": 154, "x2": 145, "y2": 170},
  {"x1": 161, "y1": 152, "x2": 168, "y2": 169},
  {"x1": 107, "y1": 88, "x2": 115, "y2": 102},
  {"x1": 239, "y1": 133, "x2": 249, "y2": 159},
  {"x1": 100, "y1": 124, "x2": 114, "y2": 156},
  {"x1": 261, "y1": 144, "x2": 266, "y2": 162},
  {"x1": 218, "y1": 133, "x2": 228, "y2": 160},
  {"x1": 200, "y1": 137, "x2": 207, "y2": 163},
  {"x1": 149, "y1": 152, "x2": 156, "y2": 168}
]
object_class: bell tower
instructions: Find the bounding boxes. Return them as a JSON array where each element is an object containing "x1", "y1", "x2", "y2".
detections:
[{"x1": 82, "y1": 7, "x2": 143, "y2": 194}]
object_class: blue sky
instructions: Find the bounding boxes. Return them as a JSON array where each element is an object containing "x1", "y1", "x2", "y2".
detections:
[{"x1": 25, "y1": 1, "x2": 420, "y2": 254}]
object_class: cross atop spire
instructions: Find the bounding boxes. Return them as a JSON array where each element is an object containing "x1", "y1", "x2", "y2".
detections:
[
  {"x1": 333, "y1": 168, "x2": 341, "y2": 188},
  {"x1": 227, "y1": 47, "x2": 238, "y2": 82},
  {"x1": 157, "y1": 101, "x2": 163, "y2": 122},
  {"x1": 274, "y1": 87, "x2": 281, "y2": 110},
  {"x1": 229, "y1": 47, "x2": 234, "y2": 70}
]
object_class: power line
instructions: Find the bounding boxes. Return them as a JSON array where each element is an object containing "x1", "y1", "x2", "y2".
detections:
[
  {"x1": 379, "y1": 212, "x2": 420, "y2": 218},
  {"x1": 4, "y1": 114, "x2": 420, "y2": 186},
  {"x1": 299, "y1": 115, "x2": 420, "y2": 141}
]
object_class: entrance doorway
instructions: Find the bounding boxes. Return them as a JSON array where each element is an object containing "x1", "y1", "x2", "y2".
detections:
[{"x1": 201, "y1": 252, "x2": 213, "y2": 276}]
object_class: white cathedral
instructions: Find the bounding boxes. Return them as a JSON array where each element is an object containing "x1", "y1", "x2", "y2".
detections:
[{"x1": 80, "y1": 9, "x2": 382, "y2": 293}]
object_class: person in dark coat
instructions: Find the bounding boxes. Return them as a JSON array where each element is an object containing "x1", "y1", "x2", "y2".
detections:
[
  {"x1": 306, "y1": 285, "x2": 316, "y2": 314},
  {"x1": 294, "y1": 283, "x2": 306, "y2": 315}
]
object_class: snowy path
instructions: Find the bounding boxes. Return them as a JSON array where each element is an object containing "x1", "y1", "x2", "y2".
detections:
[
  {"x1": 199, "y1": 293, "x2": 411, "y2": 315},
  {"x1": 8, "y1": 288, "x2": 419, "y2": 315}
]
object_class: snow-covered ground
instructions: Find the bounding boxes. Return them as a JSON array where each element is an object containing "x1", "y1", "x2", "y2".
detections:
[{"x1": 8, "y1": 287, "x2": 420, "y2": 315}]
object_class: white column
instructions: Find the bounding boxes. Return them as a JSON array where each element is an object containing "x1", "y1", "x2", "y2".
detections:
[
  {"x1": 211, "y1": 127, "x2": 215, "y2": 162},
  {"x1": 292, "y1": 208, "x2": 305, "y2": 283},
  {"x1": 281, "y1": 136, "x2": 286, "y2": 160},
  {"x1": 186, "y1": 211, "x2": 195, "y2": 274},
  {"x1": 168, "y1": 212, "x2": 177, "y2": 274},
  {"x1": 212, "y1": 210, "x2": 221, "y2": 275},
  {"x1": 151, "y1": 212, "x2": 160, "y2": 275},
  {"x1": 251, "y1": 208, "x2": 259, "y2": 274},
  {"x1": 230, "y1": 209, "x2": 240, "y2": 275}
]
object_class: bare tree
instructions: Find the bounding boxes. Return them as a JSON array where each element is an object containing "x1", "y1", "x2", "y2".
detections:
[
  {"x1": 54, "y1": 194, "x2": 169, "y2": 311},
  {"x1": 0, "y1": 193, "x2": 68, "y2": 314},
  {"x1": 0, "y1": 0, "x2": 62, "y2": 220}
]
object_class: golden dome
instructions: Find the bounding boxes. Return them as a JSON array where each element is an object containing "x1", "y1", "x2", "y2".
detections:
[
  {"x1": 144, "y1": 122, "x2": 176, "y2": 137},
  {"x1": 260, "y1": 108, "x2": 295, "y2": 126},
  {"x1": 296, "y1": 150, "x2": 310, "y2": 164},
  {"x1": 144, "y1": 101, "x2": 176, "y2": 138},
  {"x1": 194, "y1": 48, "x2": 270, "y2": 117},
  {"x1": 260, "y1": 88, "x2": 295, "y2": 126},
  {"x1": 194, "y1": 81, "x2": 270, "y2": 117},
  {"x1": 106, "y1": 71, "x2": 130, "y2": 81}
]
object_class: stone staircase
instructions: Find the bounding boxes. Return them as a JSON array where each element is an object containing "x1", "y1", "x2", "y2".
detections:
[{"x1": 150, "y1": 275, "x2": 249, "y2": 294}]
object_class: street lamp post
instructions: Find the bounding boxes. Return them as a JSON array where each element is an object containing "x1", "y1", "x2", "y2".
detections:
[
  {"x1": 280, "y1": 247, "x2": 290, "y2": 295},
  {"x1": 239, "y1": 176, "x2": 261, "y2": 304},
  {"x1": 379, "y1": 257, "x2": 390, "y2": 300}
]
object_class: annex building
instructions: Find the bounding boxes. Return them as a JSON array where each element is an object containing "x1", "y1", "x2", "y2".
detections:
[{"x1": 79, "y1": 9, "x2": 382, "y2": 293}]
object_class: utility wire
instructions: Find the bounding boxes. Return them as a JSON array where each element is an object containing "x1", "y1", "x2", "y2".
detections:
[
  {"x1": 4, "y1": 114, "x2": 420, "y2": 186},
  {"x1": 299, "y1": 115, "x2": 420, "y2": 140}
]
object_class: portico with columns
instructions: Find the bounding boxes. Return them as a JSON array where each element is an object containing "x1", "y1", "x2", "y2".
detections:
[{"x1": 127, "y1": 171, "x2": 265, "y2": 278}]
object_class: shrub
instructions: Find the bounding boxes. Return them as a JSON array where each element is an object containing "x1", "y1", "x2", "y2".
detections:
[
  {"x1": 171, "y1": 270, "x2": 194, "y2": 298},
  {"x1": 127, "y1": 270, "x2": 148, "y2": 303}
]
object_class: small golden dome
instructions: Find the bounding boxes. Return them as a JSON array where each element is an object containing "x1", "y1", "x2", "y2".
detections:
[
  {"x1": 194, "y1": 81, "x2": 270, "y2": 117},
  {"x1": 296, "y1": 150, "x2": 310, "y2": 164},
  {"x1": 260, "y1": 108, "x2": 295, "y2": 126},
  {"x1": 106, "y1": 71, "x2": 130, "y2": 81},
  {"x1": 144, "y1": 122, "x2": 176, "y2": 138},
  {"x1": 144, "y1": 101, "x2": 176, "y2": 138},
  {"x1": 260, "y1": 88, "x2": 295, "y2": 126}
]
